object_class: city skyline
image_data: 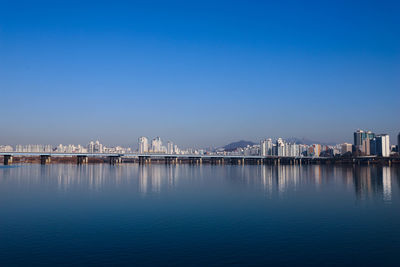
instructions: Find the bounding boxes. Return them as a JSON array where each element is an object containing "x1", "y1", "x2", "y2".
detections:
[
  {"x1": 0, "y1": 130, "x2": 398, "y2": 149},
  {"x1": 1, "y1": 1, "x2": 399, "y2": 146},
  {"x1": 1, "y1": 129, "x2": 399, "y2": 158}
]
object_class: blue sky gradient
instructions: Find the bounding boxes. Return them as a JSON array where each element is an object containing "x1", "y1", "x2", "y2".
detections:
[{"x1": 1, "y1": 0, "x2": 399, "y2": 147}]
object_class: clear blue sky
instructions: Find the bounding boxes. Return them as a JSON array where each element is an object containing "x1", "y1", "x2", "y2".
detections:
[{"x1": 1, "y1": 0, "x2": 399, "y2": 148}]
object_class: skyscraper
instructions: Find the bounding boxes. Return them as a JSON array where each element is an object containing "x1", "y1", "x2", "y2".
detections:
[
  {"x1": 138, "y1": 137, "x2": 149, "y2": 154},
  {"x1": 87, "y1": 141, "x2": 94, "y2": 153},
  {"x1": 260, "y1": 139, "x2": 267, "y2": 156},
  {"x1": 354, "y1": 130, "x2": 375, "y2": 155},
  {"x1": 266, "y1": 138, "x2": 273, "y2": 156},
  {"x1": 354, "y1": 129, "x2": 364, "y2": 147},
  {"x1": 398, "y1": 132, "x2": 400, "y2": 152},
  {"x1": 375, "y1": 134, "x2": 390, "y2": 157},
  {"x1": 151, "y1": 137, "x2": 162, "y2": 153},
  {"x1": 167, "y1": 141, "x2": 174, "y2": 154}
]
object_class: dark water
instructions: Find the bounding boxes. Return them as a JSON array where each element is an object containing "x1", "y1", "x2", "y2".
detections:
[{"x1": 1, "y1": 164, "x2": 399, "y2": 266}]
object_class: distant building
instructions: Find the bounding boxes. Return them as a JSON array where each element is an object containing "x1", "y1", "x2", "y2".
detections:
[
  {"x1": 313, "y1": 144, "x2": 321, "y2": 157},
  {"x1": 373, "y1": 134, "x2": 390, "y2": 157},
  {"x1": 151, "y1": 137, "x2": 162, "y2": 153},
  {"x1": 15, "y1": 144, "x2": 52, "y2": 153},
  {"x1": 276, "y1": 138, "x2": 285, "y2": 156},
  {"x1": 138, "y1": 137, "x2": 149, "y2": 153},
  {"x1": 354, "y1": 129, "x2": 375, "y2": 155},
  {"x1": 0, "y1": 145, "x2": 13, "y2": 152},
  {"x1": 341, "y1": 143, "x2": 352, "y2": 155},
  {"x1": 266, "y1": 138, "x2": 273, "y2": 156},
  {"x1": 167, "y1": 141, "x2": 174, "y2": 154},
  {"x1": 398, "y1": 132, "x2": 400, "y2": 152},
  {"x1": 362, "y1": 138, "x2": 370, "y2": 155},
  {"x1": 260, "y1": 139, "x2": 266, "y2": 156}
]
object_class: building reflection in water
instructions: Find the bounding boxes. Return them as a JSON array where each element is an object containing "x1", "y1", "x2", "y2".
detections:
[
  {"x1": 0, "y1": 164, "x2": 398, "y2": 202},
  {"x1": 382, "y1": 167, "x2": 392, "y2": 203}
]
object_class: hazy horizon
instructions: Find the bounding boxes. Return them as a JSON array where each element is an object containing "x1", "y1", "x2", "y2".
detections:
[{"x1": 1, "y1": 0, "x2": 399, "y2": 147}]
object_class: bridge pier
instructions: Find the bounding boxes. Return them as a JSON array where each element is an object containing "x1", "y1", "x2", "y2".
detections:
[
  {"x1": 165, "y1": 157, "x2": 177, "y2": 165},
  {"x1": 77, "y1": 155, "x2": 88, "y2": 165},
  {"x1": 188, "y1": 157, "x2": 199, "y2": 165},
  {"x1": 40, "y1": 155, "x2": 51, "y2": 165},
  {"x1": 3, "y1": 155, "x2": 13, "y2": 165},
  {"x1": 108, "y1": 156, "x2": 122, "y2": 165},
  {"x1": 139, "y1": 156, "x2": 150, "y2": 164},
  {"x1": 237, "y1": 158, "x2": 244, "y2": 165}
]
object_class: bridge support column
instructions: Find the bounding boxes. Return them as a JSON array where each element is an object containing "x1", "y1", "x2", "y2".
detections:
[
  {"x1": 139, "y1": 156, "x2": 151, "y2": 164},
  {"x1": 108, "y1": 156, "x2": 121, "y2": 165},
  {"x1": 40, "y1": 155, "x2": 51, "y2": 165},
  {"x1": 165, "y1": 157, "x2": 177, "y2": 165},
  {"x1": 139, "y1": 156, "x2": 144, "y2": 164},
  {"x1": 77, "y1": 155, "x2": 88, "y2": 165},
  {"x1": 3, "y1": 155, "x2": 13, "y2": 165}
]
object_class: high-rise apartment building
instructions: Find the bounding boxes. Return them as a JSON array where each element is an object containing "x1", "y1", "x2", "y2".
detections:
[
  {"x1": 167, "y1": 141, "x2": 174, "y2": 154},
  {"x1": 266, "y1": 138, "x2": 273, "y2": 156},
  {"x1": 313, "y1": 144, "x2": 321, "y2": 157},
  {"x1": 260, "y1": 139, "x2": 267, "y2": 156},
  {"x1": 341, "y1": 143, "x2": 352, "y2": 155},
  {"x1": 398, "y1": 132, "x2": 400, "y2": 152},
  {"x1": 373, "y1": 134, "x2": 390, "y2": 157},
  {"x1": 354, "y1": 129, "x2": 375, "y2": 155},
  {"x1": 151, "y1": 137, "x2": 162, "y2": 153},
  {"x1": 138, "y1": 137, "x2": 149, "y2": 153}
]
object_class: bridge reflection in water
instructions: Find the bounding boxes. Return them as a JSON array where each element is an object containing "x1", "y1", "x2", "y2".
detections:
[{"x1": 0, "y1": 164, "x2": 398, "y2": 203}]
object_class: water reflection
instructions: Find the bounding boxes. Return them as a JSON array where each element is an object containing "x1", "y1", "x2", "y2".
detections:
[{"x1": 0, "y1": 164, "x2": 399, "y2": 202}]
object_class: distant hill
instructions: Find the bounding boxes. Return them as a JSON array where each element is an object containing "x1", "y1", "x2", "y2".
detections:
[{"x1": 223, "y1": 140, "x2": 256, "y2": 151}]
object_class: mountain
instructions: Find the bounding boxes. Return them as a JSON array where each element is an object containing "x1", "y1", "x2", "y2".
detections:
[{"x1": 223, "y1": 140, "x2": 256, "y2": 151}]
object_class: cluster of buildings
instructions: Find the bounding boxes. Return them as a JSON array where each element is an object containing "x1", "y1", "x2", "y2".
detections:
[
  {"x1": 138, "y1": 136, "x2": 176, "y2": 154},
  {"x1": 259, "y1": 138, "x2": 339, "y2": 157},
  {"x1": 214, "y1": 139, "x2": 339, "y2": 157},
  {"x1": 1, "y1": 131, "x2": 399, "y2": 158},
  {"x1": 14, "y1": 144, "x2": 53, "y2": 153},
  {"x1": 350, "y1": 130, "x2": 392, "y2": 157},
  {"x1": 0, "y1": 140, "x2": 131, "y2": 154},
  {"x1": 137, "y1": 136, "x2": 204, "y2": 155}
]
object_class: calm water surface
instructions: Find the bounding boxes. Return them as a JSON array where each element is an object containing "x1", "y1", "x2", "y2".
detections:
[{"x1": 1, "y1": 164, "x2": 399, "y2": 266}]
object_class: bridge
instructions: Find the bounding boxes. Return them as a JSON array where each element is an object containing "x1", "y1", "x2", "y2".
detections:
[
  {"x1": 0, "y1": 152, "x2": 330, "y2": 165},
  {"x1": 1, "y1": 152, "x2": 397, "y2": 166}
]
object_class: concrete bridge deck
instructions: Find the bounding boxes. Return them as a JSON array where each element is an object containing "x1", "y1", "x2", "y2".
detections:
[{"x1": 0, "y1": 152, "x2": 398, "y2": 166}]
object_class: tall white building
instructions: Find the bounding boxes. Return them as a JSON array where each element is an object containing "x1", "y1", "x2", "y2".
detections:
[
  {"x1": 276, "y1": 138, "x2": 285, "y2": 156},
  {"x1": 376, "y1": 134, "x2": 390, "y2": 157},
  {"x1": 138, "y1": 137, "x2": 149, "y2": 153},
  {"x1": 260, "y1": 139, "x2": 267, "y2": 156},
  {"x1": 266, "y1": 138, "x2": 273, "y2": 156},
  {"x1": 151, "y1": 137, "x2": 162, "y2": 153},
  {"x1": 94, "y1": 140, "x2": 103, "y2": 153},
  {"x1": 167, "y1": 141, "x2": 174, "y2": 154},
  {"x1": 87, "y1": 140, "x2": 103, "y2": 153},
  {"x1": 87, "y1": 141, "x2": 95, "y2": 153}
]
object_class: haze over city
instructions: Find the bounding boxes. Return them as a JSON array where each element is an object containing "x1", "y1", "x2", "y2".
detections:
[{"x1": 1, "y1": 0, "x2": 399, "y2": 147}]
